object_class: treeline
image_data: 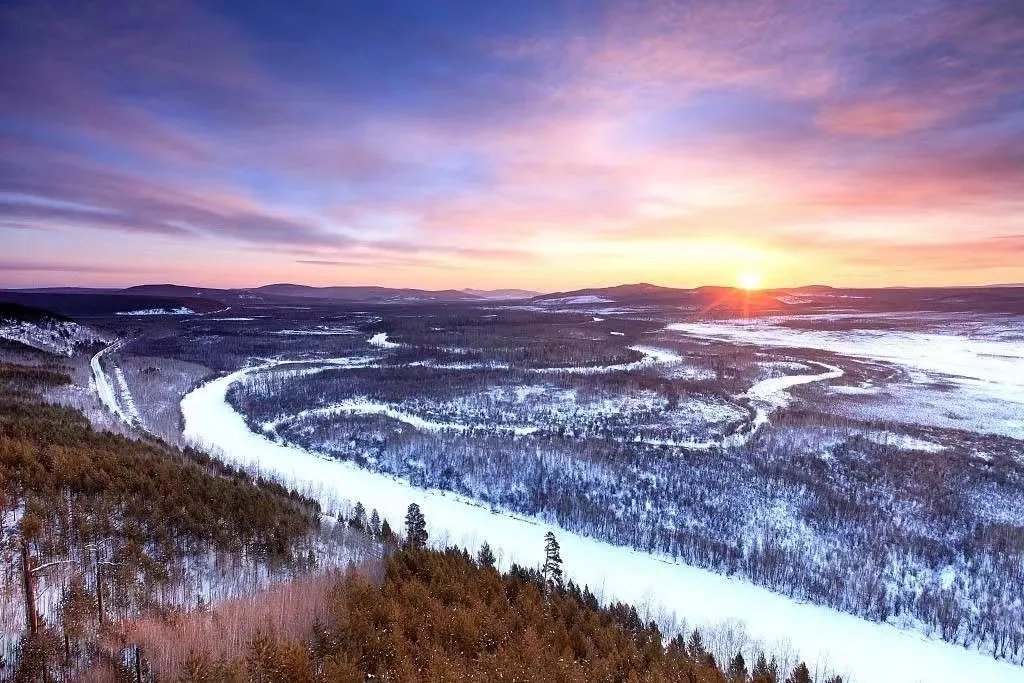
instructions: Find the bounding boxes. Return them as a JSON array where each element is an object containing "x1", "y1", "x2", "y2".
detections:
[
  {"x1": 105, "y1": 517, "x2": 841, "y2": 683},
  {"x1": 0, "y1": 361, "x2": 326, "y2": 679}
]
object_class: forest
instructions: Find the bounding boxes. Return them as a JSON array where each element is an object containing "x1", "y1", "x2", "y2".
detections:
[
  {"x1": 216, "y1": 308, "x2": 1024, "y2": 663},
  {"x1": 0, "y1": 357, "x2": 373, "y2": 680},
  {"x1": 95, "y1": 525, "x2": 842, "y2": 683},
  {"x1": 0, "y1": 353, "x2": 844, "y2": 682}
]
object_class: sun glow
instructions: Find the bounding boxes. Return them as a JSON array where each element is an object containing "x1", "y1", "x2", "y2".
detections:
[{"x1": 738, "y1": 271, "x2": 763, "y2": 290}]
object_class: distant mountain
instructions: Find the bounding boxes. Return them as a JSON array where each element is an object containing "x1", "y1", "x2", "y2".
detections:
[
  {"x1": 533, "y1": 283, "x2": 693, "y2": 304},
  {"x1": 122, "y1": 284, "x2": 233, "y2": 298},
  {"x1": 0, "y1": 290, "x2": 226, "y2": 315},
  {"x1": 252, "y1": 283, "x2": 483, "y2": 303},
  {"x1": 461, "y1": 288, "x2": 540, "y2": 300}
]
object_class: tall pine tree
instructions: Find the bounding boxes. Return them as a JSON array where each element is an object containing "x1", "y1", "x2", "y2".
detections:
[
  {"x1": 750, "y1": 653, "x2": 778, "y2": 683},
  {"x1": 542, "y1": 531, "x2": 563, "y2": 592},
  {"x1": 727, "y1": 651, "x2": 747, "y2": 683},
  {"x1": 477, "y1": 542, "x2": 496, "y2": 568},
  {"x1": 785, "y1": 662, "x2": 812, "y2": 683},
  {"x1": 404, "y1": 503, "x2": 428, "y2": 549}
]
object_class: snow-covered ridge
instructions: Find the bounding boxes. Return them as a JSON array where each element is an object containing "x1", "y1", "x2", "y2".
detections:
[
  {"x1": 115, "y1": 306, "x2": 196, "y2": 316},
  {"x1": 541, "y1": 295, "x2": 613, "y2": 305},
  {"x1": 181, "y1": 363, "x2": 1024, "y2": 683},
  {"x1": 0, "y1": 316, "x2": 107, "y2": 356}
]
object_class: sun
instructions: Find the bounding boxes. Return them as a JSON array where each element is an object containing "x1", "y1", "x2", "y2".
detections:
[{"x1": 737, "y1": 271, "x2": 763, "y2": 291}]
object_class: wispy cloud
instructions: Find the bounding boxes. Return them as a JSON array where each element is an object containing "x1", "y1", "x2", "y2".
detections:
[{"x1": 1, "y1": 0, "x2": 1021, "y2": 288}]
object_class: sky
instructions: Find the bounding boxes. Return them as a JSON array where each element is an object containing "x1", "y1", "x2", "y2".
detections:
[{"x1": 1, "y1": 0, "x2": 1022, "y2": 291}]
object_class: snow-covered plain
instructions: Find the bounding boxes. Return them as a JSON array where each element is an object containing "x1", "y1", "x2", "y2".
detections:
[
  {"x1": 667, "y1": 317, "x2": 1024, "y2": 439},
  {"x1": 181, "y1": 363, "x2": 1023, "y2": 683}
]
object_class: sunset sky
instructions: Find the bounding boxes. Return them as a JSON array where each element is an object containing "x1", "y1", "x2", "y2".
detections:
[{"x1": 2, "y1": 0, "x2": 1022, "y2": 290}]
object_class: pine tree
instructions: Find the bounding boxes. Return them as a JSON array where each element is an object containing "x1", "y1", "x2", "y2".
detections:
[
  {"x1": 542, "y1": 531, "x2": 563, "y2": 591},
  {"x1": 404, "y1": 503, "x2": 428, "y2": 549},
  {"x1": 351, "y1": 502, "x2": 366, "y2": 529},
  {"x1": 727, "y1": 651, "x2": 747, "y2": 683},
  {"x1": 368, "y1": 509, "x2": 381, "y2": 536},
  {"x1": 380, "y1": 519, "x2": 394, "y2": 542},
  {"x1": 686, "y1": 630, "x2": 706, "y2": 661},
  {"x1": 477, "y1": 542, "x2": 496, "y2": 568},
  {"x1": 751, "y1": 653, "x2": 777, "y2": 683},
  {"x1": 785, "y1": 662, "x2": 812, "y2": 683}
]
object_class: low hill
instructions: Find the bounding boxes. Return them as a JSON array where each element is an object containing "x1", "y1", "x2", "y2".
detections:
[
  {"x1": 252, "y1": 283, "x2": 483, "y2": 303},
  {"x1": 0, "y1": 301, "x2": 107, "y2": 355},
  {"x1": 461, "y1": 288, "x2": 540, "y2": 300},
  {"x1": 0, "y1": 290, "x2": 226, "y2": 316}
]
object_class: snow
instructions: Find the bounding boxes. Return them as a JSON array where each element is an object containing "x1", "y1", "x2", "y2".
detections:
[
  {"x1": 115, "y1": 307, "x2": 196, "y2": 316},
  {"x1": 862, "y1": 432, "x2": 946, "y2": 453},
  {"x1": 744, "y1": 361, "x2": 843, "y2": 431},
  {"x1": 181, "y1": 364, "x2": 1024, "y2": 683},
  {"x1": 830, "y1": 385, "x2": 879, "y2": 395},
  {"x1": 368, "y1": 332, "x2": 400, "y2": 348},
  {"x1": 543, "y1": 295, "x2": 613, "y2": 305},
  {"x1": 610, "y1": 331, "x2": 625, "y2": 336},
  {"x1": 271, "y1": 326, "x2": 359, "y2": 336},
  {"x1": 666, "y1": 318, "x2": 1024, "y2": 438},
  {"x1": 0, "y1": 317, "x2": 106, "y2": 356},
  {"x1": 592, "y1": 316, "x2": 605, "y2": 322},
  {"x1": 536, "y1": 345, "x2": 682, "y2": 375},
  {"x1": 90, "y1": 340, "x2": 135, "y2": 424},
  {"x1": 264, "y1": 398, "x2": 538, "y2": 436},
  {"x1": 112, "y1": 366, "x2": 142, "y2": 424}
]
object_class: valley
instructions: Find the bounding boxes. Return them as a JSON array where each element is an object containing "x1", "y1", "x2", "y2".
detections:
[{"x1": 4, "y1": 284, "x2": 1020, "y2": 681}]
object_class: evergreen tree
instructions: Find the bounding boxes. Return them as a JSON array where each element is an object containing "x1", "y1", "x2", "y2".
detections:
[
  {"x1": 686, "y1": 630, "x2": 706, "y2": 661},
  {"x1": 404, "y1": 503, "x2": 428, "y2": 549},
  {"x1": 785, "y1": 662, "x2": 812, "y2": 683},
  {"x1": 727, "y1": 651, "x2": 747, "y2": 682},
  {"x1": 368, "y1": 509, "x2": 381, "y2": 536},
  {"x1": 542, "y1": 531, "x2": 563, "y2": 591},
  {"x1": 751, "y1": 653, "x2": 777, "y2": 683},
  {"x1": 351, "y1": 502, "x2": 366, "y2": 529},
  {"x1": 477, "y1": 541, "x2": 496, "y2": 568},
  {"x1": 380, "y1": 519, "x2": 394, "y2": 542}
]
